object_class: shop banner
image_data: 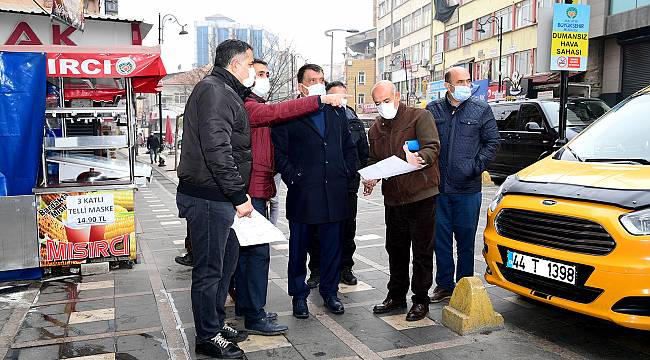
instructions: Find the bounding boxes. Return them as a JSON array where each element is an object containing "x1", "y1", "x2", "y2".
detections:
[
  {"x1": 46, "y1": 52, "x2": 166, "y2": 78},
  {"x1": 37, "y1": 189, "x2": 136, "y2": 267},
  {"x1": 550, "y1": 3, "x2": 590, "y2": 72},
  {"x1": 0, "y1": 52, "x2": 46, "y2": 196}
]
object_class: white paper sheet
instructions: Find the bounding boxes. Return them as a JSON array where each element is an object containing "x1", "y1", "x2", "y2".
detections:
[
  {"x1": 358, "y1": 155, "x2": 420, "y2": 180},
  {"x1": 231, "y1": 210, "x2": 286, "y2": 246}
]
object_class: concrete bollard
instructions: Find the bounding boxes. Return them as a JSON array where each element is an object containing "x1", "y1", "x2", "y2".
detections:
[{"x1": 441, "y1": 276, "x2": 504, "y2": 335}]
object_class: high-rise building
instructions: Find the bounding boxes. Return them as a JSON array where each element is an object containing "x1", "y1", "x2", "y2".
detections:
[{"x1": 194, "y1": 14, "x2": 276, "y2": 67}]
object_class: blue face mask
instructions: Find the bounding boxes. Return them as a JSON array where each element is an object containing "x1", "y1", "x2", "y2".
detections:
[{"x1": 452, "y1": 85, "x2": 472, "y2": 102}]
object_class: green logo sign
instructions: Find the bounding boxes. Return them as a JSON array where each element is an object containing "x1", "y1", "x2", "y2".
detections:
[{"x1": 566, "y1": 6, "x2": 578, "y2": 19}]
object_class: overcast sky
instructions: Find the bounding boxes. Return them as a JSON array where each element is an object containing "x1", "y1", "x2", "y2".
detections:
[{"x1": 120, "y1": 0, "x2": 374, "y2": 73}]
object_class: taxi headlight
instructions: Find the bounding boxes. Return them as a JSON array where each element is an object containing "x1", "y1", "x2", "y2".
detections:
[
  {"x1": 489, "y1": 184, "x2": 505, "y2": 213},
  {"x1": 620, "y1": 208, "x2": 650, "y2": 236}
]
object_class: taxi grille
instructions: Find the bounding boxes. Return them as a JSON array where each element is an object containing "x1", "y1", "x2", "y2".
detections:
[{"x1": 495, "y1": 209, "x2": 616, "y2": 256}]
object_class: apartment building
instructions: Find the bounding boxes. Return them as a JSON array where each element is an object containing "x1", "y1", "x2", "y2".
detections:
[
  {"x1": 376, "y1": 0, "x2": 434, "y2": 102},
  {"x1": 345, "y1": 29, "x2": 377, "y2": 112}
]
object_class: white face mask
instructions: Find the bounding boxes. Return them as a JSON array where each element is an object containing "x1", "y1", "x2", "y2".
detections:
[
  {"x1": 252, "y1": 77, "x2": 270, "y2": 98},
  {"x1": 341, "y1": 97, "x2": 348, "y2": 107},
  {"x1": 377, "y1": 101, "x2": 398, "y2": 120},
  {"x1": 242, "y1": 67, "x2": 256, "y2": 88},
  {"x1": 304, "y1": 83, "x2": 326, "y2": 96}
]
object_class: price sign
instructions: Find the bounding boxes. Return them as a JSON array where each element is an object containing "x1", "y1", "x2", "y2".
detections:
[{"x1": 66, "y1": 193, "x2": 115, "y2": 226}]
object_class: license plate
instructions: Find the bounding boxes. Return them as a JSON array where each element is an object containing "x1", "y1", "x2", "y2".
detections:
[{"x1": 506, "y1": 250, "x2": 577, "y2": 285}]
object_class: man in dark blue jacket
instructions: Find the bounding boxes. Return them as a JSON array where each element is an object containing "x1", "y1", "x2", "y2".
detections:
[
  {"x1": 272, "y1": 64, "x2": 358, "y2": 318},
  {"x1": 426, "y1": 67, "x2": 499, "y2": 302}
]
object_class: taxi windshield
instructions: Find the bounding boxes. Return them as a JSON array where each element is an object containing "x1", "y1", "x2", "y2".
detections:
[{"x1": 568, "y1": 91, "x2": 650, "y2": 164}]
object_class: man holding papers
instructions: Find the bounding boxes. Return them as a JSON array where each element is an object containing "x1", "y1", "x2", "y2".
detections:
[{"x1": 363, "y1": 80, "x2": 440, "y2": 322}]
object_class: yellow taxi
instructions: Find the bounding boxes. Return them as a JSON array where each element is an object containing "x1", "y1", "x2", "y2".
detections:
[{"x1": 483, "y1": 86, "x2": 650, "y2": 330}]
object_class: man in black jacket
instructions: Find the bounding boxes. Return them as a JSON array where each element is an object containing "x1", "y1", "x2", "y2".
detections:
[
  {"x1": 146, "y1": 134, "x2": 160, "y2": 164},
  {"x1": 272, "y1": 64, "x2": 358, "y2": 319},
  {"x1": 307, "y1": 81, "x2": 369, "y2": 287},
  {"x1": 176, "y1": 39, "x2": 255, "y2": 359}
]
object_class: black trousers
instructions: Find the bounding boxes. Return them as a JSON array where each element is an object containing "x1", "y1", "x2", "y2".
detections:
[
  {"x1": 385, "y1": 195, "x2": 436, "y2": 305},
  {"x1": 308, "y1": 193, "x2": 358, "y2": 272}
]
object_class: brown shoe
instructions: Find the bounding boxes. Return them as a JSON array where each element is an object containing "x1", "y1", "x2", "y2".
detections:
[
  {"x1": 372, "y1": 298, "x2": 407, "y2": 314},
  {"x1": 429, "y1": 286, "x2": 453, "y2": 303},
  {"x1": 406, "y1": 303, "x2": 429, "y2": 321}
]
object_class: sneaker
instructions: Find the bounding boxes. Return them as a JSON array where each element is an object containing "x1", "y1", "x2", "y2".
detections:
[
  {"x1": 220, "y1": 323, "x2": 248, "y2": 343},
  {"x1": 430, "y1": 286, "x2": 453, "y2": 303},
  {"x1": 340, "y1": 268, "x2": 358, "y2": 286},
  {"x1": 306, "y1": 273, "x2": 320, "y2": 289},
  {"x1": 195, "y1": 333, "x2": 244, "y2": 359},
  {"x1": 174, "y1": 252, "x2": 193, "y2": 267}
]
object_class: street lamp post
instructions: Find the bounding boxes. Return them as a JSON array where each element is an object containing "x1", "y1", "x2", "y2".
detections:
[
  {"x1": 324, "y1": 28, "x2": 359, "y2": 81},
  {"x1": 157, "y1": 12, "x2": 188, "y2": 166},
  {"x1": 478, "y1": 16, "x2": 504, "y2": 93}
]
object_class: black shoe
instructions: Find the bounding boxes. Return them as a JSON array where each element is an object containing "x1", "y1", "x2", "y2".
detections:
[
  {"x1": 306, "y1": 273, "x2": 320, "y2": 289},
  {"x1": 324, "y1": 296, "x2": 345, "y2": 315},
  {"x1": 220, "y1": 323, "x2": 248, "y2": 343},
  {"x1": 430, "y1": 286, "x2": 453, "y2": 303},
  {"x1": 292, "y1": 298, "x2": 309, "y2": 319},
  {"x1": 174, "y1": 252, "x2": 193, "y2": 267},
  {"x1": 373, "y1": 298, "x2": 407, "y2": 314},
  {"x1": 245, "y1": 317, "x2": 288, "y2": 336},
  {"x1": 406, "y1": 303, "x2": 429, "y2": 321},
  {"x1": 195, "y1": 334, "x2": 244, "y2": 359},
  {"x1": 340, "y1": 268, "x2": 358, "y2": 286},
  {"x1": 265, "y1": 311, "x2": 278, "y2": 321}
]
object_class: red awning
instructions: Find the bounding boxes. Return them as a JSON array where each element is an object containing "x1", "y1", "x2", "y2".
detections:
[{"x1": 0, "y1": 45, "x2": 166, "y2": 100}]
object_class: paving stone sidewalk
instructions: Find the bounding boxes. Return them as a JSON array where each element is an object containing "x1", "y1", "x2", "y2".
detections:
[{"x1": 1, "y1": 151, "x2": 649, "y2": 359}]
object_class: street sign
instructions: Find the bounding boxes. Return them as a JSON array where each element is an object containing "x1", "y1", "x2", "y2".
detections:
[{"x1": 550, "y1": 3, "x2": 590, "y2": 72}]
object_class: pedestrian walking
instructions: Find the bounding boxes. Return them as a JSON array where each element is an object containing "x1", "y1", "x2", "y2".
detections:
[
  {"x1": 176, "y1": 39, "x2": 255, "y2": 359},
  {"x1": 272, "y1": 64, "x2": 358, "y2": 319},
  {"x1": 426, "y1": 67, "x2": 499, "y2": 303},
  {"x1": 146, "y1": 134, "x2": 160, "y2": 164},
  {"x1": 364, "y1": 80, "x2": 441, "y2": 321}
]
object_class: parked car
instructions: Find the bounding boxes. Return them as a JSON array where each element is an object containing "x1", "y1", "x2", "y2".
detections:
[
  {"x1": 487, "y1": 98, "x2": 610, "y2": 182},
  {"x1": 483, "y1": 85, "x2": 650, "y2": 330}
]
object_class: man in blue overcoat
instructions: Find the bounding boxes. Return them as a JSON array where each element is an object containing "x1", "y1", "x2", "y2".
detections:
[{"x1": 272, "y1": 64, "x2": 357, "y2": 318}]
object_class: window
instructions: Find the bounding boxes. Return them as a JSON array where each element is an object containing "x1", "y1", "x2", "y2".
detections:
[
  {"x1": 476, "y1": 59, "x2": 492, "y2": 80},
  {"x1": 412, "y1": 44, "x2": 420, "y2": 64},
  {"x1": 491, "y1": 104, "x2": 519, "y2": 131},
  {"x1": 378, "y1": 29, "x2": 385, "y2": 47},
  {"x1": 514, "y1": 50, "x2": 532, "y2": 76},
  {"x1": 413, "y1": 9, "x2": 422, "y2": 30},
  {"x1": 423, "y1": 4, "x2": 432, "y2": 26},
  {"x1": 477, "y1": 15, "x2": 493, "y2": 40},
  {"x1": 385, "y1": 25, "x2": 393, "y2": 43},
  {"x1": 462, "y1": 22, "x2": 473, "y2": 46},
  {"x1": 378, "y1": 1, "x2": 387, "y2": 17},
  {"x1": 610, "y1": 0, "x2": 650, "y2": 15},
  {"x1": 496, "y1": 6, "x2": 513, "y2": 33},
  {"x1": 518, "y1": 104, "x2": 544, "y2": 130},
  {"x1": 422, "y1": 40, "x2": 431, "y2": 63},
  {"x1": 492, "y1": 55, "x2": 512, "y2": 79},
  {"x1": 446, "y1": 27, "x2": 459, "y2": 50},
  {"x1": 434, "y1": 34, "x2": 444, "y2": 54},
  {"x1": 403, "y1": 15, "x2": 412, "y2": 35},
  {"x1": 358, "y1": 71, "x2": 366, "y2": 85},
  {"x1": 393, "y1": 20, "x2": 402, "y2": 39},
  {"x1": 358, "y1": 93, "x2": 365, "y2": 105},
  {"x1": 378, "y1": 58, "x2": 385, "y2": 75},
  {"x1": 516, "y1": 0, "x2": 534, "y2": 28}
]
